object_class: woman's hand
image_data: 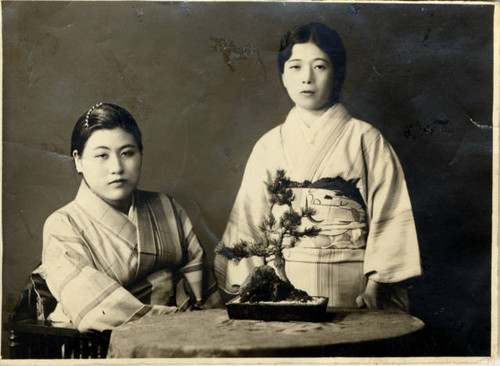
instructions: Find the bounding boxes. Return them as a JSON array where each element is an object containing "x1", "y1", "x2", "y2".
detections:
[
  {"x1": 355, "y1": 278, "x2": 381, "y2": 309},
  {"x1": 149, "y1": 305, "x2": 178, "y2": 316},
  {"x1": 192, "y1": 300, "x2": 204, "y2": 310}
]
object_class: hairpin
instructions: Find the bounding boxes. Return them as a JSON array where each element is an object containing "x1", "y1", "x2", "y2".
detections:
[{"x1": 84, "y1": 102, "x2": 103, "y2": 129}]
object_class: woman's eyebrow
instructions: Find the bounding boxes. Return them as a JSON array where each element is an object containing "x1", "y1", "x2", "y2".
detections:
[
  {"x1": 119, "y1": 144, "x2": 137, "y2": 150},
  {"x1": 287, "y1": 57, "x2": 330, "y2": 63},
  {"x1": 91, "y1": 144, "x2": 136, "y2": 151}
]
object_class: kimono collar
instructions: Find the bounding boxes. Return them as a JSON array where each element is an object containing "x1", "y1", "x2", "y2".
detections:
[
  {"x1": 285, "y1": 103, "x2": 351, "y2": 139},
  {"x1": 281, "y1": 103, "x2": 353, "y2": 182},
  {"x1": 74, "y1": 181, "x2": 137, "y2": 242}
]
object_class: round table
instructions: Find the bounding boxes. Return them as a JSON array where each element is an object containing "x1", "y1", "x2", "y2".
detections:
[{"x1": 107, "y1": 308, "x2": 424, "y2": 358}]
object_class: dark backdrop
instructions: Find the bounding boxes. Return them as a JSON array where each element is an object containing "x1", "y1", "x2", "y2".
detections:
[{"x1": 2, "y1": 1, "x2": 493, "y2": 357}]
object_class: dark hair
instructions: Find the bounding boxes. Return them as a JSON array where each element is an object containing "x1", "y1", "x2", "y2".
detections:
[
  {"x1": 278, "y1": 22, "x2": 346, "y2": 105},
  {"x1": 71, "y1": 103, "x2": 143, "y2": 155}
]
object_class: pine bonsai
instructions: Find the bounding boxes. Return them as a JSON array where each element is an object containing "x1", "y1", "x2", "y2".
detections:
[{"x1": 216, "y1": 170, "x2": 321, "y2": 301}]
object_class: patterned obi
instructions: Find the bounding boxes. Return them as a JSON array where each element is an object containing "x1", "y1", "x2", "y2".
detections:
[
  {"x1": 288, "y1": 187, "x2": 367, "y2": 249},
  {"x1": 272, "y1": 187, "x2": 369, "y2": 307}
]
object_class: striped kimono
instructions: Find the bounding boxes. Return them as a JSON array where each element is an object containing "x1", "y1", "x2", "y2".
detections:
[
  {"x1": 215, "y1": 103, "x2": 421, "y2": 308},
  {"x1": 35, "y1": 182, "x2": 220, "y2": 332}
]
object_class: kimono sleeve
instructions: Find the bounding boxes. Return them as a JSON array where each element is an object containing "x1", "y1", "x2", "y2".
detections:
[
  {"x1": 361, "y1": 130, "x2": 422, "y2": 283},
  {"x1": 214, "y1": 141, "x2": 272, "y2": 296},
  {"x1": 42, "y1": 211, "x2": 175, "y2": 332}
]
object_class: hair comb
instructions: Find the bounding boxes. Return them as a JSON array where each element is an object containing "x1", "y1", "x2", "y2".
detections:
[{"x1": 83, "y1": 102, "x2": 103, "y2": 129}]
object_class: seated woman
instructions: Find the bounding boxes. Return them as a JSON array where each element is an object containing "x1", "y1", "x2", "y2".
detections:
[
  {"x1": 33, "y1": 103, "x2": 220, "y2": 332},
  {"x1": 215, "y1": 23, "x2": 421, "y2": 310}
]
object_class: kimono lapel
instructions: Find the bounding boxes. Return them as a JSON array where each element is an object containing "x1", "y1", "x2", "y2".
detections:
[
  {"x1": 75, "y1": 182, "x2": 137, "y2": 250},
  {"x1": 134, "y1": 192, "x2": 183, "y2": 280},
  {"x1": 282, "y1": 104, "x2": 351, "y2": 182},
  {"x1": 135, "y1": 191, "x2": 158, "y2": 280}
]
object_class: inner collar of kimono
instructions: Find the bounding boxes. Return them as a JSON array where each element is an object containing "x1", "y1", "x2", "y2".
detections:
[
  {"x1": 290, "y1": 103, "x2": 350, "y2": 132},
  {"x1": 75, "y1": 181, "x2": 138, "y2": 227},
  {"x1": 287, "y1": 103, "x2": 351, "y2": 145},
  {"x1": 127, "y1": 194, "x2": 138, "y2": 225}
]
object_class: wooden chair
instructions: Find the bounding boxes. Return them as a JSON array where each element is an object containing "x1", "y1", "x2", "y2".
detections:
[
  {"x1": 5, "y1": 320, "x2": 110, "y2": 359},
  {"x1": 4, "y1": 271, "x2": 110, "y2": 359}
]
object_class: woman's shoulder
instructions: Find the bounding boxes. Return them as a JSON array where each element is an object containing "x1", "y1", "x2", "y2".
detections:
[
  {"x1": 347, "y1": 116, "x2": 390, "y2": 148},
  {"x1": 349, "y1": 117, "x2": 383, "y2": 137},
  {"x1": 43, "y1": 200, "x2": 81, "y2": 231},
  {"x1": 251, "y1": 124, "x2": 283, "y2": 153}
]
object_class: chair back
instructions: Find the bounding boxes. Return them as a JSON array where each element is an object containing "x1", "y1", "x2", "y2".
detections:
[{"x1": 6, "y1": 267, "x2": 109, "y2": 359}]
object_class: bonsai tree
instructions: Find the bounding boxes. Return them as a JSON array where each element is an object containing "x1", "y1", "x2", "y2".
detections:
[{"x1": 216, "y1": 169, "x2": 321, "y2": 285}]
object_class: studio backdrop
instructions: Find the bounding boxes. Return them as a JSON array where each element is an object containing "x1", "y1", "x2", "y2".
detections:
[{"x1": 2, "y1": 1, "x2": 494, "y2": 357}]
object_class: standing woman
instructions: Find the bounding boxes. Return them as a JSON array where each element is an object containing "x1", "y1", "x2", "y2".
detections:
[
  {"x1": 33, "y1": 103, "x2": 220, "y2": 332},
  {"x1": 215, "y1": 23, "x2": 421, "y2": 310}
]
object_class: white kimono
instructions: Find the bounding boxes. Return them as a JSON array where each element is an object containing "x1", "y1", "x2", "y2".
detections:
[
  {"x1": 35, "y1": 182, "x2": 220, "y2": 332},
  {"x1": 215, "y1": 103, "x2": 421, "y2": 308}
]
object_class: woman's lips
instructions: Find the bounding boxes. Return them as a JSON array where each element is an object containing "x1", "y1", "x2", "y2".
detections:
[{"x1": 109, "y1": 179, "x2": 127, "y2": 185}]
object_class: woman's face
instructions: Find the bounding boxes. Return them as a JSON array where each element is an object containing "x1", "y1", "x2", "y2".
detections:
[
  {"x1": 282, "y1": 42, "x2": 334, "y2": 112},
  {"x1": 73, "y1": 127, "x2": 142, "y2": 211}
]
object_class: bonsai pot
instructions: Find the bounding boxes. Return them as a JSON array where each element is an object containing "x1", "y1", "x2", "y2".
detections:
[{"x1": 226, "y1": 296, "x2": 329, "y2": 322}]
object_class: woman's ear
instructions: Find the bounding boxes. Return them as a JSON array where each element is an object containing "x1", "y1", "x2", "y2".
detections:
[{"x1": 72, "y1": 150, "x2": 82, "y2": 174}]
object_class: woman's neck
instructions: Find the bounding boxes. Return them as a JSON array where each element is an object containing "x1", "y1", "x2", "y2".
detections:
[
  {"x1": 295, "y1": 105, "x2": 331, "y2": 127},
  {"x1": 113, "y1": 197, "x2": 132, "y2": 215},
  {"x1": 84, "y1": 179, "x2": 133, "y2": 215}
]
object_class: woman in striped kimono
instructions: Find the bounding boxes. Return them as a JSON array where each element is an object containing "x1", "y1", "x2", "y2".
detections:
[
  {"x1": 34, "y1": 103, "x2": 220, "y2": 332},
  {"x1": 215, "y1": 23, "x2": 421, "y2": 310}
]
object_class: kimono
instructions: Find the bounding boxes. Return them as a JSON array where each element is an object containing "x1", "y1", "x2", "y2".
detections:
[
  {"x1": 215, "y1": 103, "x2": 421, "y2": 308},
  {"x1": 35, "y1": 182, "x2": 220, "y2": 332}
]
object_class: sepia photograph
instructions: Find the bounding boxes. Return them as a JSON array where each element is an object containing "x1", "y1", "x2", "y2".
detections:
[{"x1": 1, "y1": 0, "x2": 496, "y2": 362}]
